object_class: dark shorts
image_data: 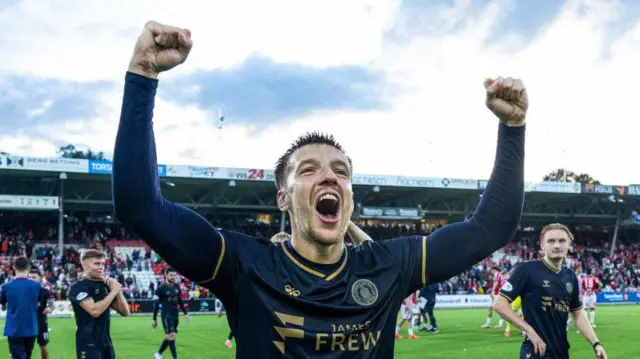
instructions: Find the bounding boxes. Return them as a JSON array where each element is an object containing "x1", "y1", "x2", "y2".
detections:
[
  {"x1": 162, "y1": 316, "x2": 179, "y2": 334},
  {"x1": 8, "y1": 336, "x2": 36, "y2": 359},
  {"x1": 76, "y1": 343, "x2": 116, "y2": 359},
  {"x1": 37, "y1": 324, "x2": 50, "y2": 346}
]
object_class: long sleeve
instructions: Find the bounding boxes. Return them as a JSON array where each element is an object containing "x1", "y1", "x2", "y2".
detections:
[
  {"x1": 425, "y1": 123, "x2": 525, "y2": 284},
  {"x1": 112, "y1": 72, "x2": 224, "y2": 284},
  {"x1": 152, "y1": 298, "x2": 160, "y2": 321},
  {"x1": 177, "y1": 296, "x2": 188, "y2": 315}
]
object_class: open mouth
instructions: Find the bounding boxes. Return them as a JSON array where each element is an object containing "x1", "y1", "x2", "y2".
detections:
[{"x1": 315, "y1": 193, "x2": 340, "y2": 223}]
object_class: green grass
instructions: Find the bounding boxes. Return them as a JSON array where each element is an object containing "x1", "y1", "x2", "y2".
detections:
[{"x1": 2, "y1": 306, "x2": 637, "y2": 358}]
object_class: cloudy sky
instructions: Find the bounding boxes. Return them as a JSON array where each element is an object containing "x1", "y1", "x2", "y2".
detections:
[{"x1": 0, "y1": 0, "x2": 637, "y2": 185}]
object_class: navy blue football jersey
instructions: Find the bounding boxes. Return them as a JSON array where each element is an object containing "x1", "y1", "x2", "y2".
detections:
[
  {"x1": 69, "y1": 279, "x2": 114, "y2": 348},
  {"x1": 204, "y1": 232, "x2": 427, "y2": 358},
  {"x1": 153, "y1": 283, "x2": 186, "y2": 320},
  {"x1": 499, "y1": 259, "x2": 582, "y2": 359}
]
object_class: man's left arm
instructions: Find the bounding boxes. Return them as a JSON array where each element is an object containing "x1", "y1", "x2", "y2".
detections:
[
  {"x1": 380, "y1": 78, "x2": 526, "y2": 290},
  {"x1": 571, "y1": 309, "x2": 606, "y2": 357},
  {"x1": 426, "y1": 138, "x2": 524, "y2": 284},
  {"x1": 422, "y1": 78, "x2": 526, "y2": 285},
  {"x1": 570, "y1": 275, "x2": 607, "y2": 357},
  {"x1": 110, "y1": 291, "x2": 130, "y2": 316},
  {"x1": 177, "y1": 295, "x2": 191, "y2": 322},
  {"x1": 108, "y1": 280, "x2": 131, "y2": 317}
]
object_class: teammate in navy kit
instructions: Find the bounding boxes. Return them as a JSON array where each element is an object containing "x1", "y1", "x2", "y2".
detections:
[
  {"x1": 0, "y1": 257, "x2": 41, "y2": 359},
  {"x1": 494, "y1": 223, "x2": 608, "y2": 359},
  {"x1": 152, "y1": 268, "x2": 190, "y2": 359},
  {"x1": 28, "y1": 272, "x2": 53, "y2": 359},
  {"x1": 113, "y1": 21, "x2": 527, "y2": 358},
  {"x1": 419, "y1": 284, "x2": 439, "y2": 333},
  {"x1": 69, "y1": 249, "x2": 130, "y2": 359}
]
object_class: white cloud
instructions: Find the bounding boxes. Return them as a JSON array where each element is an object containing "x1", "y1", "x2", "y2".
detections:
[{"x1": 0, "y1": 0, "x2": 638, "y2": 185}]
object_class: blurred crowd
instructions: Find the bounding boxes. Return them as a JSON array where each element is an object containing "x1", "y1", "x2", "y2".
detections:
[{"x1": 1, "y1": 212, "x2": 639, "y2": 302}]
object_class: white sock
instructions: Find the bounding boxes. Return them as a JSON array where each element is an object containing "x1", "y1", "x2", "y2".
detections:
[
  {"x1": 498, "y1": 319, "x2": 504, "y2": 327},
  {"x1": 395, "y1": 326, "x2": 400, "y2": 334},
  {"x1": 485, "y1": 317, "x2": 492, "y2": 325},
  {"x1": 408, "y1": 327, "x2": 414, "y2": 335},
  {"x1": 589, "y1": 311, "x2": 595, "y2": 324}
]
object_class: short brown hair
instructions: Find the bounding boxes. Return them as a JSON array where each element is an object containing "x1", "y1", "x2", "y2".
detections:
[
  {"x1": 81, "y1": 249, "x2": 106, "y2": 261},
  {"x1": 540, "y1": 223, "x2": 574, "y2": 242},
  {"x1": 274, "y1": 132, "x2": 351, "y2": 190}
]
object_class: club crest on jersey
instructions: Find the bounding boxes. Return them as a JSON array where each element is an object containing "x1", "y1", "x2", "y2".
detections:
[
  {"x1": 565, "y1": 282, "x2": 573, "y2": 294},
  {"x1": 351, "y1": 279, "x2": 378, "y2": 306}
]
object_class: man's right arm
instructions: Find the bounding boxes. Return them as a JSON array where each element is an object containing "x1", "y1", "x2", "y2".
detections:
[
  {"x1": 70, "y1": 283, "x2": 119, "y2": 319},
  {"x1": 112, "y1": 72, "x2": 246, "y2": 291},
  {"x1": 495, "y1": 263, "x2": 531, "y2": 331},
  {"x1": 494, "y1": 295, "x2": 529, "y2": 328}
]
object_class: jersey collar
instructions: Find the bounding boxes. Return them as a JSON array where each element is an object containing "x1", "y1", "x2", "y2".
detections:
[
  {"x1": 541, "y1": 257, "x2": 562, "y2": 274},
  {"x1": 280, "y1": 240, "x2": 348, "y2": 281}
]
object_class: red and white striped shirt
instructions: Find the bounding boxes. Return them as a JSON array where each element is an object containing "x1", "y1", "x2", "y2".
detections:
[
  {"x1": 493, "y1": 272, "x2": 504, "y2": 295},
  {"x1": 402, "y1": 291, "x2": 418, "y2": 306},
  {"x1": 581, "y1": 275, "x2": 599, "y2": 296}
]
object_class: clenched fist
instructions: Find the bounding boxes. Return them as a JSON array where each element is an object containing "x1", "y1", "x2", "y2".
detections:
[
  {"x1": 105, "y1": 277, "x2": 123, "y2": 292},
  {"x1": 484, "y1": 77, "x2": 528, "y2": 127},
  {"x1": 128, "y1": 21, "x2": 193, "y2": 79}
]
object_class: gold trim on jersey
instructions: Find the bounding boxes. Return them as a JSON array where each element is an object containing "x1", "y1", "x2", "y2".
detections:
[
  {"x1": 541, "y1": 257, "x2": 561, "y2": 274},
  {"x1": 281, "y1": 241, "x2": 348, "y2": 281},
  {"x1": 196, "y1": 231, "x2": 227, "y2": 285},
  {"x1": 421, "y1": 236, "x2": 427, "y2": 287},
  {"x1": 499, "y1": 292, "x2": 514, "y2": 302}
]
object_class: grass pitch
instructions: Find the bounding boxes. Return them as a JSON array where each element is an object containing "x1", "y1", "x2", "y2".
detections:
[{"x1": 1, "y1": 306, "x2": 637, "y2": 358}]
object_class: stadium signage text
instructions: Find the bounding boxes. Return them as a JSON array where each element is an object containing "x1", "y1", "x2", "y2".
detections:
[
  {"x1": 0, "y1": 195, "x2": 59, "y2": 210},
  {"x1": 596, "y1": 292, "x2": 639, "y2": 304},
  {"x1": 0, "y1": 154, "x2": 636, "y2": 194},
  {"x1": 352, "y1": 175, "x2": 388, "y2": 186},
  {"x1": 89, "y1": 160, "x2": 166, "y2": 177},
  {"x1": 360, "y1": 206, "x2": 421, "y2": 219}
]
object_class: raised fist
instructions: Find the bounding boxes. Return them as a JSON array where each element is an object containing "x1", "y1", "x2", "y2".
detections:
[
  {"x1": 484, "y1": 77, "x2": 528, "y2": 127},
  {"x1": 128, "y1": 21, "x2": 193, "y2": 79},
  {"x1": 105, "y1": 277, "x2": 123, "y2": 292}
]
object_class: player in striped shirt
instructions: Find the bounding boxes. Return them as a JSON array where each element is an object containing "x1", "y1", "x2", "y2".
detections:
[
  {"x1": 580, "y1": 268, "x2": 602, "y2": 328},
  {"x1": 395, "y1": 291, "x2": 420, "y2": 339},
  {"x1": 482, "y1": 266, "x2": 505, "y2": 328}
]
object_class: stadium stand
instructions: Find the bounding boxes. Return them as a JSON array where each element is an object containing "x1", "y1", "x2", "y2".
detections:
[{"x1": 0, "y1": 155, "x2": 639, "y2": 305}]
